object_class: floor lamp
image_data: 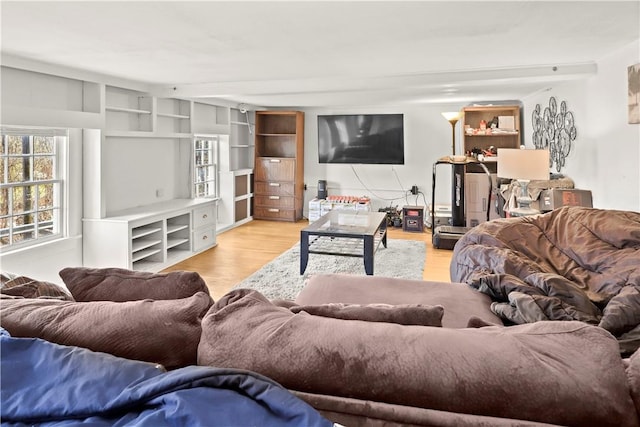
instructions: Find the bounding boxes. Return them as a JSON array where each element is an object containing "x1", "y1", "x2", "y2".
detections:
[
  {"x1": 497, "y1": 148, "x2": 550, "y2": 216},
  {"x1": 437, "y1": 111, "x2": 465, "y2": 227}
]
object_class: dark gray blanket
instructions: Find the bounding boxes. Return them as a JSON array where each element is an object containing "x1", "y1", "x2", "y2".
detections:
[{"x1": 450, "y1": 206, "x2": 640, "y2": 354}]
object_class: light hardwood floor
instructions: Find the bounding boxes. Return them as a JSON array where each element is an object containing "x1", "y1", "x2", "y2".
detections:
[{"x1": 164, "y1": 219, "x2": 454, "y2": 301}]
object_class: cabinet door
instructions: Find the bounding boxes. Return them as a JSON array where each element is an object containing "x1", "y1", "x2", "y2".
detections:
[
  {"x1": 193, "y1": 204, "x2": 216, "y2": 229},
  {"x1": 193, "y1": 227, "x2": 216, "y2": 251},
  {"x1": 255, "y1": 158, "x2": 295, "y2": 182}
]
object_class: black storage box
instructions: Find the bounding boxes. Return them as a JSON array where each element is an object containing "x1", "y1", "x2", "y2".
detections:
[{"x1": 402, "y1": 206, "x2": 424, "y2": 232}]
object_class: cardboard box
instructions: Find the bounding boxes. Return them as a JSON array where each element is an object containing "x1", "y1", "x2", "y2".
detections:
[
  {"x1": 540, "y1": 189, "x2": 593, "y2": 212},
  {"x1": 309, "y1": 198, "x2": 323, "y2": 210},
  {"x1": 465, "y1": 173, "x2": 500, "y2": 227}
]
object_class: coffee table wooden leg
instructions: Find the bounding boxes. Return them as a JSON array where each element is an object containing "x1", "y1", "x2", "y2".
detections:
[
  {"x1": 363, "y1": 235, "x2": 374, "y2": 275},
  {"x1": 300, "y1": 232, "x2": 310, "y2": 275}
]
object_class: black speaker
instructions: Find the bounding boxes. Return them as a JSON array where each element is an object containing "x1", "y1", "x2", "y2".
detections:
[{"x1": 317, "y1": 180, "x2": 327, "y2": 199}]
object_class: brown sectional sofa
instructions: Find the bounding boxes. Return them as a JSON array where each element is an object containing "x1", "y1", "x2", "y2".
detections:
[
  {"x1": 3, "y1": 264, "x2": 640, "y2": 426},
  {"x1": 285, "y1": 274, "x2": 640, "y2": 426}
]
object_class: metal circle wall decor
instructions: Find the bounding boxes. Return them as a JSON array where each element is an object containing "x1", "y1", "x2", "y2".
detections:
[{"x1": 531, "y1": 96, "x2": 577, "y2": 172}]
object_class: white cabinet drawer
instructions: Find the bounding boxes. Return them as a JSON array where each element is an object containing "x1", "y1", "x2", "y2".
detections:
[
  {"x1": 193, "y1": 204, "x2": 215, "y2": 229},
  {"x1": 193, "y1": 227, "x2": 216, "y2": 251}
]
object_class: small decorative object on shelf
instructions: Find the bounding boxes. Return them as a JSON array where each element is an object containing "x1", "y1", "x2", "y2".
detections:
[{"x1": 532, "y1": 96, "x2": 577, "y2": 173}]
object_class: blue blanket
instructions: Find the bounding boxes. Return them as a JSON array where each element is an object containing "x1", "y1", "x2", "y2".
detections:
[{"x1": 0, "y1": 328, "x2": 332, "y2": 426}]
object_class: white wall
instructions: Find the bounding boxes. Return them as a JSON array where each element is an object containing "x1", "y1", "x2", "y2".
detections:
[
  {"x1": 522, "y1": 39, "x2": 640, "y2": 210},
  {"x1": 302, "y1": 39, "x2": 640, "y2": 214},
  {"x1": 103, "y1": 137, "x2": 191, "y2": 214},
  {"x1": 301, "y1": 105, "x2": 462, "y2": 215}
]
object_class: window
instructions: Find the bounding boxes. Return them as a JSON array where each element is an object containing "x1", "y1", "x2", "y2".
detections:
[
  {"x1": 193, "y1": 136, "x2": 218, "y2": 198},
  {"x1": 0, "y1": 128, "x2": 66, "y2": 249}
]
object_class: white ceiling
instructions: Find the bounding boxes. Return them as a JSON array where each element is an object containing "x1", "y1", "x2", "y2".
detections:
[{"x1": 2, "y1": 1, "x2": 639, "y2": 108}]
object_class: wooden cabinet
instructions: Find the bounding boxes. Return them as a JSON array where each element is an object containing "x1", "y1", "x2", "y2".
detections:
[
  {"x1": 254, "y1": 111, "x2": 304, "y2": 222},
  {"x1": 461, "y1": 103, "x2": 521, "y2": 225},
  {"x1": 462, "y1": 104, "x2": 522, "y2": 173}
]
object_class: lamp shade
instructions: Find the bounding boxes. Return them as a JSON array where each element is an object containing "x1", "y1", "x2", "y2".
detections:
[
  {"x1": 441, "y1": 111, "x2": 462, "y2": 122},
  {"x1": 497, "y1": 148, "x2": 550, "y2": 181}
]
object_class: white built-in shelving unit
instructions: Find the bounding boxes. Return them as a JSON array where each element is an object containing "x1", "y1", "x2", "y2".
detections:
[
  {"x1": 82, "y1": 86, "x2": 234, "y2": 271},
  {"x1": 217, "y1": 108, "x2": 254, "y2": 232},
  {"x1": 1, "y1": 63, "x2": 253, "y2": 272},
  {"x1": 83, "y1": 199, "x2": 216, "y2": 272}
]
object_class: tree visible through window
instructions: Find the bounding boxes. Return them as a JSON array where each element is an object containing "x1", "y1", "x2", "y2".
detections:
[{"x1": 0, "y1": 129, "x2": 64, "y2": 249}]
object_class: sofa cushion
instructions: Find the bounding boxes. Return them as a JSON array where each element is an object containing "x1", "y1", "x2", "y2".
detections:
[
  {"x1": 1, "y1": 292, "x2": 212, "y2": 369},
  {"x1": 290, "y1": 303, "x2": 443, "y2": 327},
  {"x1": 1, "y1": 274, "x2": 74, "y2": 301},
  {"x1": 198, "y1": 289, "x2": 638, "y2": 427},
  {"x1": 295, "y1": 273, "x2": 502, "y2": 328},
  {"x1": 59, "y1": 267, "x2": 209, "y2": 302}
]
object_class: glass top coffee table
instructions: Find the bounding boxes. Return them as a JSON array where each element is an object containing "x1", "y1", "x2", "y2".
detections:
[{"x1": 300, "y1": 210, "x2": 388, "y2": 275}]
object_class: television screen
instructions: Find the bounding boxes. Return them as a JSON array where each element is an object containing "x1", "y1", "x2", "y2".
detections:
[{"x1": 318, "y1": 114, "x2": 404, "y2": 164}]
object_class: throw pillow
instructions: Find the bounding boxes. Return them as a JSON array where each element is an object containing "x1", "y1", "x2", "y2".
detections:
[
  {"x1": 1, "y1": 274, "x2": 74, "y2": 301},
  {"x1": 290, "y1": 302, "x2": 444, "y2": 326},
  {"x1": 198, "y1": 289, "x2": 637, "y2": 427},
  {"x1": 59, "y1": 267, "x2": 210, "y2": 302},
  {"x1": 1, "y1": 292, "x2": 212, "y2": 370}
]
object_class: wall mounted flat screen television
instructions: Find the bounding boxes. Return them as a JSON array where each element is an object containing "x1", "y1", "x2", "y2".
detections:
[{"x1": 318, "y1": 114, "x2": 404, "y2": 164}]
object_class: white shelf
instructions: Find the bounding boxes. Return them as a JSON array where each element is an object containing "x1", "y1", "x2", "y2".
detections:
[
  {"x1": 157, "y1": 112, "x2": 190, "y2": 119},
  {"x1": 132, "y1": 258, "x2": 163, "y2": 272},
  {"x1": 167, "y1": 237, "x2": 190, "y2": 249},
  {"x1": 167, "y1": 224, "x2": 189, "y2": 234},
  {"x1": 132, "y1": 226, "x2": 162, "y2": 239},
  {"x1": 106, "y1": 106, "x2": 152, "y2": 114},
  {"x1": 105, "y1": 131, "x2": 191, "y2": 138},
  {"x1": 235, "y1": 193, "x2": 253, "y2": 202},
  {"x1": 132, "y1": 247, "x2": 162, "y2": 262},
  {"x1": 132, "y1": 239, "x2": 162, "y2": 253}
]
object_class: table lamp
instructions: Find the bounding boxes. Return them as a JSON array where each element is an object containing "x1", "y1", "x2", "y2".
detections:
[
  {"x1": 497, "y1": 148, "x2": 550, "y2": 216},
  {"x1": 441, "y1": 111, "x2": 462, "y2": 156}
]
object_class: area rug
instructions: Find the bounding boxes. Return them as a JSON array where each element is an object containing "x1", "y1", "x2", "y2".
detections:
[{"x1": 232, "y1": 239, "x2": 425, "y2": 300}]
